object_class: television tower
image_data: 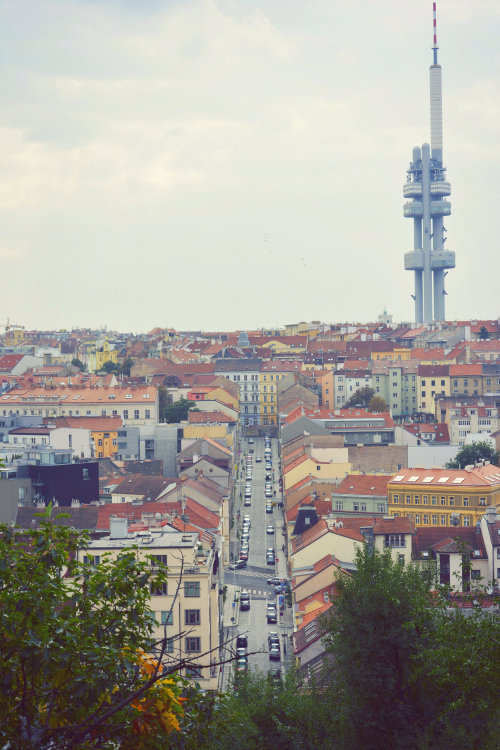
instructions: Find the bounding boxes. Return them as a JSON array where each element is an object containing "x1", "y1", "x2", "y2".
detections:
[{"x1": 403, "y1": 2, "x2": 455, "y2": 323}]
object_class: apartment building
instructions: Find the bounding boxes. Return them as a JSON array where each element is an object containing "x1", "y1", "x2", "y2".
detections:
[
  {"x1": 387, "y1": 464, "x2": 500, "y2": 528},
  {"x1": 78, "y1": 518, "x2": 221, "y2": 691}
]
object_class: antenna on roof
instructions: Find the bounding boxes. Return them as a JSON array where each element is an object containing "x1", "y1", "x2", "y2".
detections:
[{"x1": 432, "y1": 1, "x2": 439, "y2": 64}]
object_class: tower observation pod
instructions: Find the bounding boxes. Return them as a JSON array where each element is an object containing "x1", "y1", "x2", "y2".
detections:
[{"x1": 403, "y1": 2, "x2": 455, "y2": 323}]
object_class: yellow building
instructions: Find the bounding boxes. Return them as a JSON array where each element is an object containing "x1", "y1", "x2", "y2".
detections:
[
  {"x1": 183, "y1": 422, "x2": 233, "y2": 448},
  {"x1": 283, "y1": 452, "x2": 351, "y2": 491},
  {"x1": 259, "y1": 361, "x2": 302, "y2": 426},
  {"x1": 387, "y1": 464, "x2": 500, "y2": 528},
  {"x1": 417, "y1": 366, "x2": 450, "y2": 413},
  {"x1": 371, "y1": 347, "x2": 411, "y2": 362}
]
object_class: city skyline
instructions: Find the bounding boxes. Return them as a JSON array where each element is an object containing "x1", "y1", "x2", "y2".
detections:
[{"x1": 0, "y1": 0, "x2": 499, "y2": 333}]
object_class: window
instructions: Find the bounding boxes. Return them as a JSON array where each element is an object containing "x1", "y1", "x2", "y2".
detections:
[
  {"x1": 185, "y1": 637, "x2": 201, "y2": 653},
  {"x1": 479, "y1": 498, "x2": 486, "y2": 506},
  {"x1": 385, "y1": 534, "x2": 406, "y2": 548},
  {"x1": 448, "y1": 497, "x2": 454, "y2": 506},
  {"x1": 184, "y1": 581, "x2": 200, "y2": 597},
  {"x1": 415, "y1": 513, "x2": 420, "y2": 524},
  {"x1": 441, "y1": 497, "x2": 446, "y2": 506},
  {"x1": 405, "y1": 495, "x2": 411, "y2": 505},
  {"x1": 398, "y1": 554, "x2": 405, "y2": 566},
  {"x1": 471, "y1": 570, "x2": 481, "y2": 580},
  {"x1": 151, "y1": 555, "x2": 168, "y2": 567},
  {"x1": 423, "y1": 514, "x2": 429, "y2": 524},
  {"x1": 165, "y1": 637, "x2": 174, "y2": 653},
  {"x1": 101, "y1": 410, "x2": 106, "y2": 417},
  {"x1": 185, "y1": 609, "x2": 201, "y2": 625},
  {"x1": 440, "y1": 515, "x2": 446, "y2": 526},
  {"x1": 431, "y1": 496, "x2": 437, "y2": 506},
  {"x1": 432, "y1": 514, "x2": 438, "y2": 525},
  {"x1": 378, "y1": 503, "x2": 385, "y2": 513},
  {"x1": 353, "y1": 503, "x2": 359, "y2": 512},
  {"x1": 316, "y1": 465, "x2": 321, "y2": 471},
  {"x1": 463, "y1": 497, "x2": 469, "y2": 507},
  {"x1": 134, "y1": 410, "x2": 140, "y2": 419},
  {"x1": 150, "y1": 582, "x2": 168, "y2": 596},
  {"x1": 123, "y1": 410, "x2": 128, "y2": 419},
  {"x1": 414, "y1": 495, "x2": 420, "y2": 505},
  {"x1": 145, "y1": 409, "x2": 150, "y2": 419},
  {"x1": 82, "y1": 468, "x2": 90, "y2": 480},
  {"x1": 463, "y1": 516, "x2": 470, "y2": 527},
  {"x1": 160, "y1": 611, "x2": 173, "y2": 625},
  {"x1": 360, "y1": 503, "x2": 367, "y2": 512},
  {"x1": 393, "y1": 494, "x2": 399, "y2": 504},
  {"x1": 335, "y1": 501, "x2": 344, "y2": 511},
  {"x1": 423, "y1": 495, "x2": 428, "y2": 505},
  {"x1": 83, "y1": 555, "x2": 100, "y2": 566},
  {"x1": 98, "y1": 439, "x2": 103, "y2": 446}
]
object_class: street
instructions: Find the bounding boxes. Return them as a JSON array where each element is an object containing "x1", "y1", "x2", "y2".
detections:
[{"x1": 221, "y1": 436, "x2": 292, "y2": 689}]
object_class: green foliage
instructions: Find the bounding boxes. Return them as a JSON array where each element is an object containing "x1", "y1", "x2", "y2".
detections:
[
  {"x1": 209, "y1": 668, "x2": 338, "y2": 750},
  {"x1": 367, "y1": 395, "x2": 387, "y2": 412},
  {"x1": 344, "y1": 386, "x2": 375, "y2": 409},
  {"x1": 119, "y1": 357, "x2": 135, "y2": 376},
  {"x1": 321, "y1": 545, "x2": 500, "y2": 750},
  {"x1": 71, "y1": 358, "x2": 86, "y2": 371},
  {"x1": 478, "y1": 326, "x2": 490, "y2": 340},
  {"x1": 100, "y1": 360, "x2": 119, "y2": 373},
  {"x1": 446, "y1": 440, "x2": 499, "y2": 469},
  {"x1": 161, "y1": 398, "x2": 195, "y2": 424},
  {"x1": 0, "y1": 508, "x2": 182, "y2": 749}
]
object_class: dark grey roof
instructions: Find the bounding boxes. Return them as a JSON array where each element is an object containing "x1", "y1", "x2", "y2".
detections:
[{"x1": 16, "y1": 505, "x2": 99, "y2": 531}]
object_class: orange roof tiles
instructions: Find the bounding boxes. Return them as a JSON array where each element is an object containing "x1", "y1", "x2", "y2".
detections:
[
  {"x1": 334, "y1": 474, "x2": 391, "y2": 496},
  {"x1": 389, "y1": 464, "x2": 500, "y2": 488}
]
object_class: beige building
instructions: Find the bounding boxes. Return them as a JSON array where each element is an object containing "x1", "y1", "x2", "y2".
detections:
[
  {"x1": 78, "y1": 518, "x2": 221, "y2": 691},
  {"x1": 1, "y1": 384, "x2": 158, "y2": 426}
]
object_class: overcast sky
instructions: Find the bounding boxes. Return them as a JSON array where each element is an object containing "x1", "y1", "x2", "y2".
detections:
[{"x1": 0, "y1": 0, "x2": 499, "y2": 333}]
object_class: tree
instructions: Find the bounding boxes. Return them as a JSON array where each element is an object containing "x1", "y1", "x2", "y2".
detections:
[
  {"x1": 344, "y1": 386, "x2": 375, "y2": 409},
  {"x1": 101, "y1": 360, "x2": 119, "y2": 373},
  {"x1": 119, "y1": 357, "x2": 135, "y2": 376},
  {"x1": 367, "y1": 395, "x2": 387, "y2": 412},
  {"x1": 197, "y1": 668, "x2": 338, "y2": 750},
  {"x1": 162, "y1": 398, "x2": 195, "y2": 424},
  {"x1": 321, "y1": 545, "x2": 500, "y2": 750},
  {"x1": 321, "y1": 546, "x2": 436, "y2": 749},
  {"x1": 71, "y1": 358, "x2": 86, "y2": 371},
  {"x1": 478, "y1": 326, "x2": 490, "y2": 340},
  {"x1": 0, "y1": 508, "x2": 188, "y2": 749},
  {"x1": 446, "y1": 440, "x2": 499, "y2": 469}
]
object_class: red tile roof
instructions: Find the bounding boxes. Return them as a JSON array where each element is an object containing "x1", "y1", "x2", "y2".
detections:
[
  {"x1": 334, "y1": 474, "x2": 391, "y2": 496},
  {"x1": 388, "y1": 464, "x2": 500, "y2": 488}
]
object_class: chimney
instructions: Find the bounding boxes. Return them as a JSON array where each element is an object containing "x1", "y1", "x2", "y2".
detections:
[{"x1": 110, "y1": 517, "x2": 128, "y2": 539}]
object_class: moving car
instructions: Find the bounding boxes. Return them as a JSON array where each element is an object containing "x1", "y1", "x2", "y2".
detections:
[
  {"x1": 236, "y1": 635, "x2": 248, "y2": 649},
  {"x1": 266, "y1": 504, "x2": 273, "y2": 514},
  {"x1": 255, "y1": 455, "x2": 262, "y2": 463},
  {"x1": 266, "y1": 525, "x2": 274, "y2": 535},
  {"x1": 227, "y1": 559, "x2": 247, "y2": 570}
]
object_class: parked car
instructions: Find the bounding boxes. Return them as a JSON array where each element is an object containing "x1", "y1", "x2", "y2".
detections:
[
  {"x1": 248, "y1": 438, "x2": 254, "y2": 444},
  {"x1": 268, "y1": 632, "x2": 280, "y2": 647},
  {"x1": 266, "y1": 504, "x2": 273, "y2": 514},
  {"x1": 236, "y1": 635, "x2": 248, "y2": 649},
  {"x1": 266, "y1": 525, "x2": 274, "y2": 535},
  {"x1": 269, "y1": 667, "x2": 281, "y2": 680},
  {"x1": 227, "y1": 559, "x2": 247, "y2": 570},
  {"x1": 269, "y1": 644, "x2": 280, "y2": 661},
  {"x1": 255, "y1": 455, "x2": 262, "y2": 463},
  {"x1": 267, "y1": 609, "x2": 277, "y2": 624},
  {"x1": 239, "y1": 550, "x2": 248, "y2": 560},
  {"x1": 267, "y1": 576, "x2": 283, "y2": 586},
  {"x1": 240, "y1": 590, "x2": 250, "y2": 611},
  {"x1": 243, "y1": 515, "x2": 251, "y2": 525},
  {"x1": 236, "y1": 656, "x2": 248, "y2": 672}
]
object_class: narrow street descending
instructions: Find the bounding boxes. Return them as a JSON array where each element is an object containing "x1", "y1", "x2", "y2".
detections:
[{"x1": 221, "y1": 436, "x2": 292, "y2": 689}]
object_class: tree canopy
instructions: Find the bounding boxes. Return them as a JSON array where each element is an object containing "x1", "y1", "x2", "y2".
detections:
[
  {"x1": 446, "y1": 440, "x2": 499, "y2": 469},
  {"x1": 0, "y1": 509, "x2": 187, "y2": 749},
  {"x1": 161, "y1": 398, "x2": 195, "y2": 424},
  {"x1": 71, "y1": 358, "x2": 86, "y2": 371},
  {"x1": 367, "y1": 395, "x2": 387, "y2": 412},
  {"x1": 344, "y1": 386, "x2": 375, "y2": 409}
]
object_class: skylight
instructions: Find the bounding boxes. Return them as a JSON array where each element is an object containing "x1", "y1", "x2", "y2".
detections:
[
  {"x1": 452, "y1": 477, "x2": 465, "y2": 484},
  {"x1": 407, "y1": 476, "x2": 420, "y2": 482},
  {"x1": 437, "y1": 477, "x2": 449, "y2": 483},
  {"x1": 392, "y1": 475, "x2": 404, "y2": 482},
  {"x1": 422, "y1": 477, "x2": 434, "y2": 483}
]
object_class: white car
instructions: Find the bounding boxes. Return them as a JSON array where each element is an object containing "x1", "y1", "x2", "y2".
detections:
[{"x1": 266, "y1": 525, "x2": 274, "y2": 535}]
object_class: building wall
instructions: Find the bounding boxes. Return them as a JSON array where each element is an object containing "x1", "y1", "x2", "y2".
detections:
[
  {"x1": 387, "y1": 483, "x2": 500, "y2": 529},
  {"x1": 0, "y1": 477, "x2": 33, "y2": 523},
  {"x1": 284, "y1": 458, "x2": 351, "y2": 491}
]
